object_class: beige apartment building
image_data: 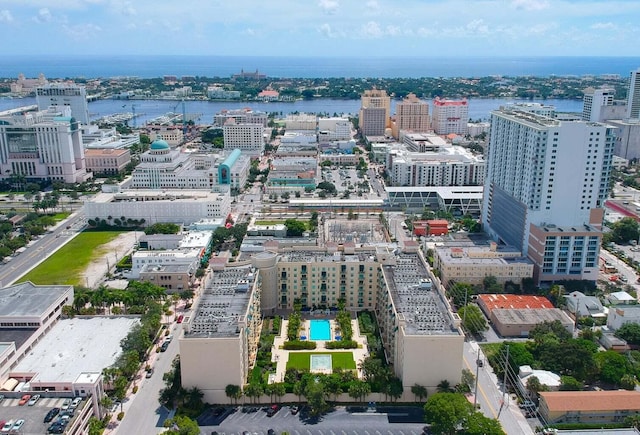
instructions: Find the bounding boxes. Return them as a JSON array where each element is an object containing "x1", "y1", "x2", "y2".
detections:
[
  {"x1": 433, "y1": 244, "x2": 534, "y2": 287},
  {"x1": 180, "y1": 267, "x2": 262, "y2": 404},
  {"x1": 84, "y1": 148, "x2": 131, "y2": 175},
  {"x1": 181, "y1": 245, "x2": 464, "y2": 403},
  {"x1": 393, "y1": 93, "x2": 430, "y2": 138}
]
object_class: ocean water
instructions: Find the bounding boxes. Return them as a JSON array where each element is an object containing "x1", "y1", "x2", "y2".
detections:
[
  {"x1": 2, "y1": 55, "x2": 639, "y2": 79},
  {"x1": 0, "y1": 96, "x2": 584, "y2": 123}
]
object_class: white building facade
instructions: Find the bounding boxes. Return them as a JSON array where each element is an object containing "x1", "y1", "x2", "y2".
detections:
[
  {"x1": 582, "y1": 87, "x2": 615, "y2": 122},
  {"x1": 482, "y1": 106, "x2": 615, "y2": 284},
  {"x1": 36, "y1": 83, "x2": 90, "y2": 125},
  {"x1": 431, "y1": 98, "x2": 468, "y2": 135},
  {"x1": 223, "y1": 121, "x2": 265, "y2": 157}
]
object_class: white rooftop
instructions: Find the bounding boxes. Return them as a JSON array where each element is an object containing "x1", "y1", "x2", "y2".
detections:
[{"x1": 14, "y1": 317, "x2": 139, "y2": 383}]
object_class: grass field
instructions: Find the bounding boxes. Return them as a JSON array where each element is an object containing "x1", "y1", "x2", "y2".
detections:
[
  {"x1": 286, "y1": 352, "x2": 356, "y2": 371},
  {"x1": 18, "y1": 231, "x2": 123, "y2": 286}
]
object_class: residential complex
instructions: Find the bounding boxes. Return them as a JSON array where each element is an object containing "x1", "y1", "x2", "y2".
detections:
[
  {"x1": 482, "y1": 105, "x2": 615, "y2": 284},
  {"x1": 386, "y1": 141, "x2": 485, "y2": 187},
  {"x1": 392, "y1": 93, "x2": 430, "y2": 138},
  {"x1": 582, "y1": 87, "x2": 615, "y2": 122},
  {"x1": 431, "y1": 97, "x2": 468, "y2": 135},
  {"x1": 628, "y1": 68, "x2": 640, "y2": 120},
  {"x1": 0, "y1": 107, "x2": 90, "y2": 184},
  {"x1": 318, "y1": 117, "x2": 352, "y2": 142},
  {"x1": 213, "y1": 108, "x2": 268, "y2": 127},
  {"x1": 360, "y1": 88, "x2": 390, "y2": 137}
]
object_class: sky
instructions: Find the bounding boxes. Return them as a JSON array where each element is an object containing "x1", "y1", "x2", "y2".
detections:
[{"x1": 0, "y1": 0, "x2": 639, "y2": 57}]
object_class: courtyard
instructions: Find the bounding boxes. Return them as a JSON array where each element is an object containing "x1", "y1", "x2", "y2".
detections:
[{"x1": 270, "y1": 317, "x2": 370, "y2": 383}]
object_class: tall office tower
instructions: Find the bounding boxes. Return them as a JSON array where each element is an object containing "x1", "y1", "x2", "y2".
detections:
[
  {"x1": 359, "y1": 88, "x2": 390, "y2": 136},
  {"x1": 482, "y1": 106, "x2": 615, "y2": 284},
  {"x1": 582, "y1": 87, "x2": 615, "y2": 121},
  {"x1": 36, "y1": 83, "x2": 90, "y2": 125},
  {"x1": 628, "y1": 68, "x2": 640, "y2": 119},
  {"x1": 395, "y1": 93, "x2": 430, "y2": 137},
  {"x1": 431, "y1": 97, "x2": 468, "y2": 135}
]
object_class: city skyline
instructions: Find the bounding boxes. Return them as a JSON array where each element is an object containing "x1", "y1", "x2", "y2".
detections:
[{"x1": 0, "y1": 0, "x2": 639, "y2": 57}]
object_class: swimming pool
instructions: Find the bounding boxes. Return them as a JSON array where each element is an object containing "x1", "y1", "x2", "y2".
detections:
[{"x1": 310, "y1": 319, "x2": 331, "y2": 341}]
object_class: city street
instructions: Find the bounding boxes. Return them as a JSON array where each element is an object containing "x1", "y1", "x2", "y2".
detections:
[
  {"x1": 463, "y1": 341, "x2": 534, "y2": 435},
  {"x1": 0, "y1": 210, "x2": 86, "y2": 286}
]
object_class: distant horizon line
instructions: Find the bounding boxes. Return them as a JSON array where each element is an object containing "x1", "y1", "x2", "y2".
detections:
[{"x1": 4, "y1": 54, "x2": 640, "y2": 59}]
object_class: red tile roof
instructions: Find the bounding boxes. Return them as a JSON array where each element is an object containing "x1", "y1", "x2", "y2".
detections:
[
  {"x1": 540, "y1": 391, "x2": 640, "y2": 412},
  {"x1": 478, "y1": 294, "x2": 554, "y2": 312}
]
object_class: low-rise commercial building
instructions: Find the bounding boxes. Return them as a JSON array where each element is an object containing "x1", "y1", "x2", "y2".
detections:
[
  {"x1": 477, "y1": 294, "x2": 554, "y2": 315},
  {"x1": 539, "y1": 390, "x2": 640, "y2": 424},
  {"x1": 84, "y1": 148, "x2": 131, "y2": 175},
  {"x1": 139, "y1": 263, "x2": 196, "y2": 292},
  {"x1": 607, "y1": 305, "x2": 640, "y2": 330},
  {"x1": 84, "y1": 189, "x2": 231, "y2": 226},
  {"x1": 434, "y1": 245, "x2": 533, "y2": 287},
  {"x1": 491, "y1": 308, "x2": 573, "y2": 337}
]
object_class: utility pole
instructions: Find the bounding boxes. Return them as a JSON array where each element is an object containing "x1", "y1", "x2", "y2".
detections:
[
  {"x1": 498, "y1": 344, "x2": 510, "y2": 417},
  {"x1": 474, "y1": 347, "x2": 481, "y2": 409}
]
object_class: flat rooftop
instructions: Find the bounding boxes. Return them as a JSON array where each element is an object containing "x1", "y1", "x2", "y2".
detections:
[
  {"x1": 91, "y1": 190, "x2": 225, "y2": 203},
  {"x1": 187, "y1": 266, "x2": 255, "y2": 338},
  {"x1": 14, "y1": 317, "x2": 139, "y2": 383},
  {"x1": 0, "y1": 282, "x2": 71, "y2": 318},
  {"x1": 478, "y1": 294, "x2": 554, "y2": 312},
  {"x1": 491, "y1": 308, "x2": 572, "y2": 326},
  {"x1": 382, "y1": 253, "x2": 459, "y2": 336}
]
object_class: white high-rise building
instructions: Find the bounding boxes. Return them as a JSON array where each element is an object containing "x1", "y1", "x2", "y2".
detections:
[
  {"x1": 36, "y1": 83, "x2": 90, "y2": 125},
  {"x1": 431, "y1": 98, "x2": 468, "y2": 135},
  {"x1": 222, "y1": 120, "x2": 265, "y2": 157},
  {"x1": 0, "y1": 108, "x2": 89, "y2": 183},
  {"x1": 627, "y1": 68, "x2": 640, "y2": 120},
  {"x1": 582, "y1": 87, "x2": 615, "y2": 122},
  {"x1": 482, "y1": 105, "x2": 615, "y2": 284}
]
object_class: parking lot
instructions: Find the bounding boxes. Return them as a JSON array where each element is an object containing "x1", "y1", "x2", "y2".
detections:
[
  {"x1": 0, "y1": 396, "x2": 78, "y2": 434},
  {"x1": 320, "y1": 167, "x2": 373, "y2": 198},
  {"x1": 201, "y1": 405, "x2": 427, "y2": 435}
]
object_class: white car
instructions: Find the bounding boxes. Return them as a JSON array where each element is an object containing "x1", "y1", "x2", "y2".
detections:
[
  {"x1": 27, "y1": 394, "x2": 41, "y2": 406},
  {"x1": 70, "y1": 397, "x2": 82, "y2": 409},
  {"x1": 61, "y1": 398, "x2": 72, "y2": 410},
  {"x1": 11, "y1": 420, "x2": 24, "y2": 431},
  {"x1": 0, "y1": 420, "x2": 12, "y2": 433}
]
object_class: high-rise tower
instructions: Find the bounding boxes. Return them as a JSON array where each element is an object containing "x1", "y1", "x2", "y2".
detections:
[
  {"x1": 482, "y1": 105, "x2": 616, "y2": 284},
  {"x1": 627, "y1": 68, "x2": 640, "y2": 119}
]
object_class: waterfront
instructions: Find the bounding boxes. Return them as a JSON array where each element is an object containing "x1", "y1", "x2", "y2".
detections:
[
  {"x1": 3, "y1": 55, "x2": 640, "y2": 79},
  {"x1": 0, "y1": 96, "x2": 584, "y2": 124}
]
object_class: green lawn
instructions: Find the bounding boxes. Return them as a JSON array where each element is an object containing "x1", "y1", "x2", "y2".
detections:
[
  {"x1": 18, "y1": 231, "x2": 124, "y2": 286},
  {"x1": 51, "y1": 212, "x2": 71, "y2": 222},
  {"x1": 286, "y1": 352, "x2": 356, "y2": 371}
]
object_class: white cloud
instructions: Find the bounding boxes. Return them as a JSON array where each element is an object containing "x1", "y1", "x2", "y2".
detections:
[
  {"x1": 466, "y1": 19, "x2": 489, "y2": 34},
  {"x1": 0, "y1": 9, "x2": 13, "y2": 22},
  {"x1": 365, "y1": 0, "x2": 381, "y2": 15},
  {"x1": 33, "y1": 7, "x2": 52, "y2": 23},
  {"x1": 591, "y1": 22, "x2": 617, "y2": 30},
  {"x1": 110, "y1": 0, "x2": 136, "y2": 16},
  {"x1": 244, "y1": 28, "x2": 256, "y2": 36},
  {"x1": 318, "y1": 0, "x2": 339, "y2": 15},
  {"x1": 360, "y1": 21, "x2": 383, "y2": 38},
  {"x1": 62, "y1": 23, "x2": 102, "y2": 39},
  {"x1": 318, "y1": 23, "x2": 338, "y2": 38},
  {"x1": 511, "y1": 0, "x2": 550, "y2": 11}
]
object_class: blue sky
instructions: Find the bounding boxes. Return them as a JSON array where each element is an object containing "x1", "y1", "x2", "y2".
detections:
[{"x1": 0, "y1": 0, "x2": 639, "y2": 57}]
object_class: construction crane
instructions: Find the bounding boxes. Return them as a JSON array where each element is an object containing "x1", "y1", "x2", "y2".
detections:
[
  {"x1": 172, "y1": 99, "x2": 187, "y2": 136},
  {"x1": 121, "y1": 103, "x2": 138, "y2": 128}
]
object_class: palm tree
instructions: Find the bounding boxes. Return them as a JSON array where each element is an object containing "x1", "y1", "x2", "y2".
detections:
[
  {"x1": 437, "y1": 380, "x2": 453, "y2": 393},
  {"x1": 225, "y1": 384, "x2": 242, "y2": 405},
  {"x1": 411, "y1": 383, "x2": 428, "y2": 403},
  {"x1": 293, "y1": 381, "x2": 305, "y2": 404}
]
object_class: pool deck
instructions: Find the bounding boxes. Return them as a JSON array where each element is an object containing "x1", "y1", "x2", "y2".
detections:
[{"x1": 270, "y1": 318, "x2": 369, "y2": 383}]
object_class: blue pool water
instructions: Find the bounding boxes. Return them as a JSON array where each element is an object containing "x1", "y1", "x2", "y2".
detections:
[{"x1": 310, "y1": 320, "x2": 331, "y2": 341}]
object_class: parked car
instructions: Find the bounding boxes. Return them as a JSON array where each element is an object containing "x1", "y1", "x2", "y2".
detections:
[
  {"x1": 61, "y1": 398, "x2": 72, "y2": 410},
  {"x1": 47, "y1": 423, "x2": 65, "y2": 434},
  {"x1": 71, "y1": 397, "x2": 82, "y2": 409},
  {"x1": 146, "y1": 369, "x2": 154, "y2": 378},
  {"x1": 290, "y1": 405, "x2": 299, "y2": 415},
  {"x1": 18, "y1": 394, "x2": 31, "y2": 406},
  {"x1": 28, "y1": 394, "x2": 41, "y2": 406},
  {"x1": 11, "y1": 420, "x2": 24, "y2": 431},
  {"x1": 0, "y1": 420, "x2": 11, "y2": 433},
  {"x1": 160, "y1": 341, "x2": 169, "y2": 352},
  {"x1": 44, "y1": 407, "x2": 61, "y2": 423},
  {"x1": 0, "y1": 394, "x2": 4, "y2": 402},
  {"x1": 176, "y1": 315, "x2": 184, "y2": 323}
]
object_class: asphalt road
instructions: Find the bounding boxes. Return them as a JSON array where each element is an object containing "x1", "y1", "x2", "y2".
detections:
[
  {"x1": 0, "y1": 211, "x2": 86, "y2": 286},
  {"x1": 114, "y1": 323, "x2": 182, "y2": 435},
  {"x1": 463, "y1": 341, "x2": 534, "y2": 435}
]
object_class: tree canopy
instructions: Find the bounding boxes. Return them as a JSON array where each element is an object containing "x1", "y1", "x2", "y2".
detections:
[
  {"x1": 607, "y1": 217, "x2": 640, "y2": 244},
  {"x1": 424, "y1": 392, "x2": 503, "y2": 435}
]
